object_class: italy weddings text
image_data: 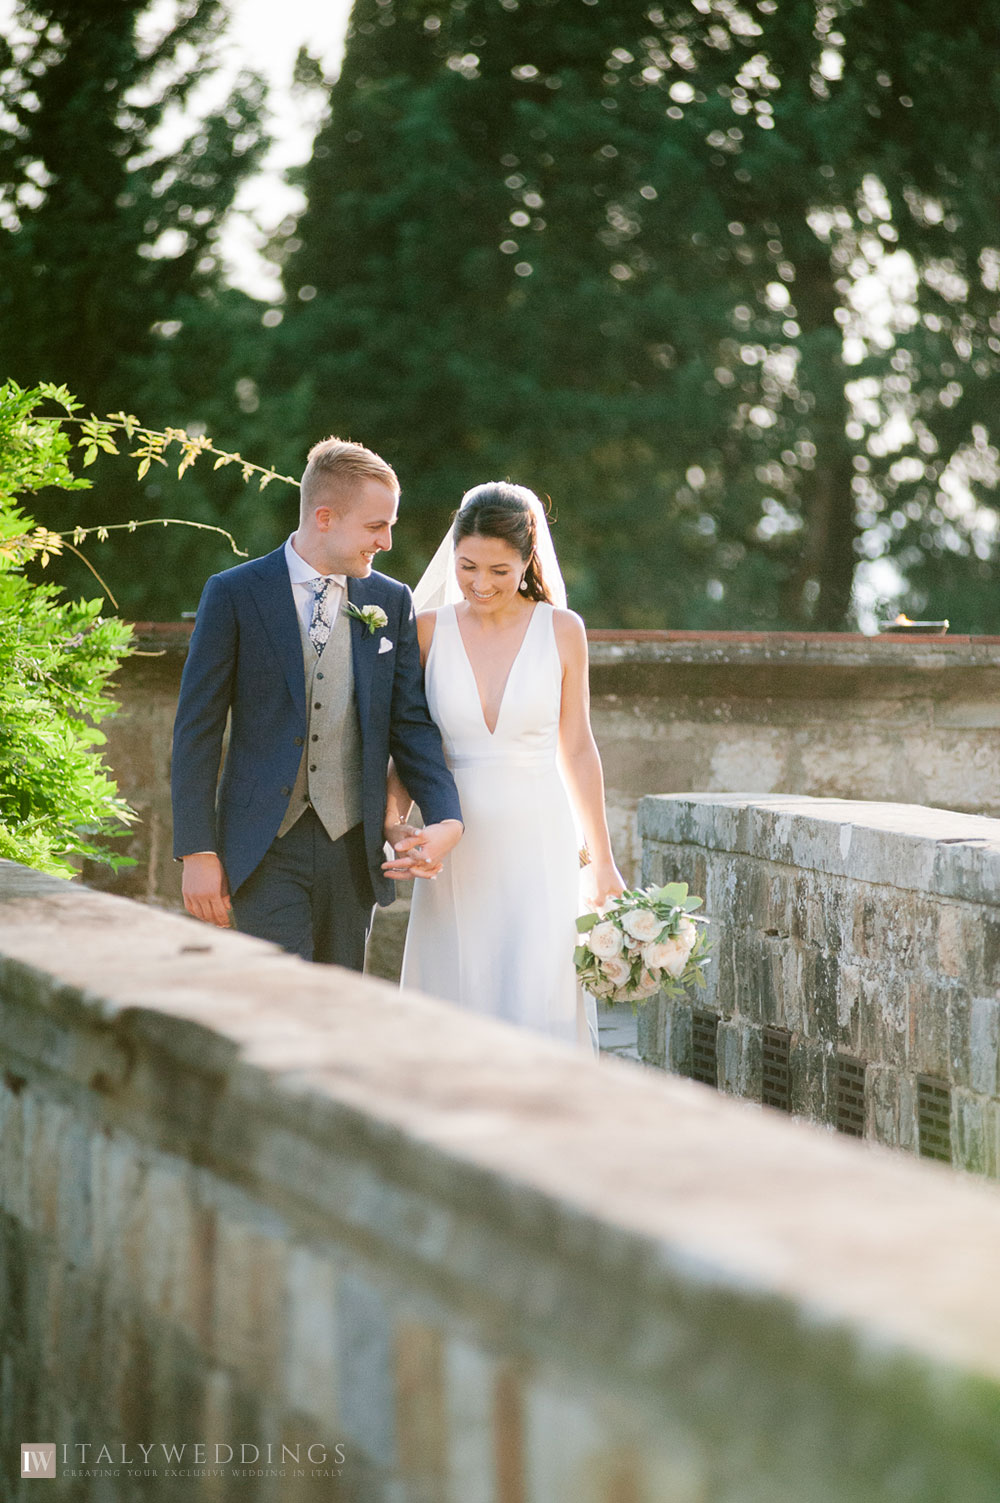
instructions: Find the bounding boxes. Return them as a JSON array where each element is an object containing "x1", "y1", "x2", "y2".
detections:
[{"x1": 46, "y1": 1442, "x2": 344, "y2": 1465}]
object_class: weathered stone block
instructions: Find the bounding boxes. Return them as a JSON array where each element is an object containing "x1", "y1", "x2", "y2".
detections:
[
  {"x1": 868, "y1": 1065, "x2": 902, "y2": 1148},
  {"x1": 907, "y1": 982, "x2": 954, "y2": 1081},
  {"x1": 0, "y1": 1080, "x2": 27, "y2": 1224},
  {"x1": 790, "y1": 1037, "x2": 828, "y2": 1123},
  {"x1": 969, "y1": 996, "x2": 1000, "y2": 1098},
  {"x1": 395, "y1": 1317, "x2": 447, "y2": 1490},
  {"x1": 139, "y1": 1158, "x2": 200, "y2": 1336},
  {"x1": 664, "y1": 1001, "x2": 692, "y2": 1078},
  {"x1": 523, "y1": 1377, "x2": 603, "y2": 1503},
  {"x1": 211, "y1": 1203, "x2": 288, "y2": 1396},
  {"x1": 635, "y1": 995, "x2": 664, "y2": 1066},
  {"x1": 336, "y1": 1271, "x2": 396, "y2": 1471},
  {"x1": 717, "y1": 1019, "x2": 761, "y2": 1100},
  {"x1": 858, "y1": 974, "x2": 908, "y2": 1070},
  {"x1": 442, "y1": 1336, "x2": 497, "y2": 1503},
  {"x1": 834, "y1": 961, "x2": 862, "y2": 1050},
  {"x1": 284, "y1": 1243, "x2": 340, "y2": 1429},
  {"x1": 937, "y1": 902, "x2": 984, "y2": 982},
  {"x1": 898, "y1": 1071, "x2": 919, "y2": 1154},
  {"x1": 953, "y1": 1088, "x2": 986, "y2": 1176},
  {"x1": 979, "y1": 913, "x2": 1000, "y2": 990}
]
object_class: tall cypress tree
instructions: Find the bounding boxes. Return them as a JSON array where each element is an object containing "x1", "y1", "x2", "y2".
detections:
[
  {"x1": 276, "y1": 0, "x2": 1000, "y2": 628},
  {"x1": 0, "y1": 0, "x2": 274, "y2": 616}
]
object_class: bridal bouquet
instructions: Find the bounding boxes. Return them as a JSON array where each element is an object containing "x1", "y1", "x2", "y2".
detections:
[{"x1": 575, "y1": 883, "x2": 709, "y2": 1005}]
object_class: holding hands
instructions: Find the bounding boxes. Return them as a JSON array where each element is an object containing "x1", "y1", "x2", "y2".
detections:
[{"x1": 383, "y1": 818, "x2": 463, "y2": 880}]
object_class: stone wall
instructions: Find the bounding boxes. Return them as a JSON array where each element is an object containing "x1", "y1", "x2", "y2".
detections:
[
  {"x1": 589, "y1": 629, "x2": 1000, "y2": 880},
  {"x1": 5, "y1": 862, "x2": 1000, "y2": 1499},
  {"x1": 97, "y1": 627, "x2": 1000, "y2": 915},
  {"x1": 639, "y1": 792, "x2": 1000, "y2": 1176}
]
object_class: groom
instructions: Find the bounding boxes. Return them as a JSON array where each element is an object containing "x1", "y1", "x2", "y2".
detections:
[{"x1": 171, "y1": 436, "x2": 463, "y2": 968}]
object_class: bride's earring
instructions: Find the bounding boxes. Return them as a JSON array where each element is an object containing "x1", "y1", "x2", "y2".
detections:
[{"x1": 519, "y1": 577, "x2": 528, "y2": 592}]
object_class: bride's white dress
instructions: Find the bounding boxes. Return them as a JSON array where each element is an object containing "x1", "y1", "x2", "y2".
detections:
[{"x1": 401, "y1": 602, "x2": 598, "y2": 1053}]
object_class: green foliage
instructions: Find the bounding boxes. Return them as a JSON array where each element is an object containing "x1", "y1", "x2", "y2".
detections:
[
  {"x1": 272, "y1": 0, "x2": 1000, "y2": 629},
  {"x1": 0, "y1": 1, "x2": 277, "y2": 617},
  {"x1": 0, "y1": 382, "x2": 134, "y2": 875},
  {"x1": 4, "y1": 0, "x2": 999, "y2": 630},
  {"x1": 0, "y1": 377, "x2": 295, "y2": 876}
]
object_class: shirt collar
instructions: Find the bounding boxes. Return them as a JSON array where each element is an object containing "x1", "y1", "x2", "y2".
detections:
[{"x1": 284, "y1": 534, "x2": 347, "y2": 591}]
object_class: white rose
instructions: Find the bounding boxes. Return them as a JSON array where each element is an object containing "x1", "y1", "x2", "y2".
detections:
[
  {"x1": 654, "y1": 937, "x2": 689, "y2": 979},
  {"x1": 631, "y1": 970, "x2": 660, "y2": 999},
  {"x1": 588, "y1": 978, "x2": 614, "y2": 998},
  {"x1": 642, "y1": 939, "x2": 675, "y2": 970},
  {"x1": 587, "y1": 921, "x2": 623, "y2": 959},
  {"x1": 600, "y1": 955, "x2": 632, "y2": 986},
  {"x1": 676, "y1": 915, "x2": 698, "y2": 955},
  {"x1": 621, "y1": 908, "x2": 663, "y2": 943}
]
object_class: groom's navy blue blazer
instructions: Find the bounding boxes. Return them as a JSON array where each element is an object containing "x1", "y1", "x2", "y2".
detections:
[{"x1": 171, "y1": 546, "x2": 461, "y2": 905}]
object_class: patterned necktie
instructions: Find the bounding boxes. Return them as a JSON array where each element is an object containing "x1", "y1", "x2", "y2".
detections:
[{"x1": 308, "y1": 576, "x2": 337, "y2": 654}]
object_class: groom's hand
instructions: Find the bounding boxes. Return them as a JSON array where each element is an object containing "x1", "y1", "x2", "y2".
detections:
[
  {"x1": 181, "y1": 852, "x2": 232, "y2": 927},
  {"x1": 382, "y1": 819, "x2": 463, "y2": 881}
]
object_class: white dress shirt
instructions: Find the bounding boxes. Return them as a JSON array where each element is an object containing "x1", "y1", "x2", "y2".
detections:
[{"x1": 284, "y1": 534, "x2": 347, "y2": 631}]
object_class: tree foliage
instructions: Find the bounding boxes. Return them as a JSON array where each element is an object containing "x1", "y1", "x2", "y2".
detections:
[
  {"x1": 2, "y1": 0, "x2": 999, "y2": 629},
  {"x1": 0, "y1": 376, "x2": 299, "y2": 876},
  {"x1": 0, "y1": 0, "x2": 277, "y2": 616},
  {"x1": 0, "y1": 381, "x2": 134, "y2": 874},
  {"x1": 273, "y1": 0, "x2": 1000, "y2": 629}
]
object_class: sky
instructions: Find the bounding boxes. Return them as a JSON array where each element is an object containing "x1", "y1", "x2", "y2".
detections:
[
  {"x1": 184, "y1": 0, "x2": 355, "y2": 297},
  {"x1": 0, "y1": 0, "x2": 355, "y2": 298}
]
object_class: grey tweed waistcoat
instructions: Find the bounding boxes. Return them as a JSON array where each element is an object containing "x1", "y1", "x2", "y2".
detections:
[{"x1": 277, "y1": 593, "x2": 363, "y2": 842}]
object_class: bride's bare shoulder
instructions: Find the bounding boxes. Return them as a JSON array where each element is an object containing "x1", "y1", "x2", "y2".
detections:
[
  {"x1": 551, "y1": 607, "x2": 587, "y2": 668},
  {"x1": 551, "y1": 606, "x2": 586, "y2": 641}
]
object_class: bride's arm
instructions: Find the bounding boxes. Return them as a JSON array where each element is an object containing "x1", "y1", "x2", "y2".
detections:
[
  {"x1": 384, "y1": 759, "x2": 415, "y2": 843},
  {"x1": 554, "y1": 610, "x2": 626, "y2": 907}
]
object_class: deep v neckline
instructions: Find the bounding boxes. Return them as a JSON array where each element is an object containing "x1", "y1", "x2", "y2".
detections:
[{"x1": 452, "y1": 603, "x2": 540, "y2": 738}]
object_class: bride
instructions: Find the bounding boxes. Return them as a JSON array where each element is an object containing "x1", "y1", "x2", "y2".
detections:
[{"x1": 383, "y1": 481, "x2": 625, "y2": 1053}]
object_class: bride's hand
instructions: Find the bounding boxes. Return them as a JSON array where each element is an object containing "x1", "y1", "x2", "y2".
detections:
[
  {"x1": 382, "y1": 819, "x2": 463, "y2": 881},
  {"x1": 584, "y1": 858, "x2": 626, "y2": 910},
  {"x1": 384, "y1": 819, "x2": 419, "y2": 850}
]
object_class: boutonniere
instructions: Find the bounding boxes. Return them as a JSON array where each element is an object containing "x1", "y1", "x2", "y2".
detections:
[{"x1": 343, "y1": 601, "x2": 389, "y2": 636}]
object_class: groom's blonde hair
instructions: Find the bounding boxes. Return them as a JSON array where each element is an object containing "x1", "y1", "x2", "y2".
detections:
[{"x1": 300, "y1": 436, "x2": 399, "y2": 516}]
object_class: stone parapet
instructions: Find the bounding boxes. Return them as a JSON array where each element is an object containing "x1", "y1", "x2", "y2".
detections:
[
  {"x1": 4, "y1": 861, "x2": 1000, "y2": 1495},
  {"x1": 99, "y1": 628, "x2": 1000, "y2": 909},
  {"x1": 639, "y1": 792, "x2": 1000, "y2": 1176}
]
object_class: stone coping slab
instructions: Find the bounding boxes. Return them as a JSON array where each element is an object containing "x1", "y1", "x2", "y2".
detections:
[
  {"x1": 130, "y1": 621, "x2": 1000, "y2": 668},
  {"x1": 641, "y1": 792, "x2": 1000, "y2": 904},
  {"x1": 4, "y1": 858, "x2": 1000, "y2": 1409}
]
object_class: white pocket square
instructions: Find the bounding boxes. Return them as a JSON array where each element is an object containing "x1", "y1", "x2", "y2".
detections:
[{"x1": 378, "y1": 636, "x2": 394, "y2": 654}]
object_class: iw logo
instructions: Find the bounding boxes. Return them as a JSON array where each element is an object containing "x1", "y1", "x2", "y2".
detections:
[{"x1": 21, "y1": 1445, "x2": 55, "y2": 1478}]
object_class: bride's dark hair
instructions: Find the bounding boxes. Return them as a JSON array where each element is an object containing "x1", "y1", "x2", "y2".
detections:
[{"x1": 452, "y1": 481, "x2": 553, "y2": 604}]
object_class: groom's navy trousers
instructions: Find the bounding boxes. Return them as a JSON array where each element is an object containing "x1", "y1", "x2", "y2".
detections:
[{"x1": 170, "y1": 546, "x2": 461, "y2": 966}]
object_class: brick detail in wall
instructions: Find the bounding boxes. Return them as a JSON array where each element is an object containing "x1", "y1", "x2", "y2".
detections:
[
  {"x1": 689, "y1": 1010, "x2": 719, "y2": 1087},
  {"x1": 761, "y1": 1028, "x2": 792, "y2": 1113},
  {"x1": 835, "y1": 1057, "x2": 867, "y2": 1138},
  {"x1": 917, "y1": 1077, "x2": 953, "y2": 1163}
]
